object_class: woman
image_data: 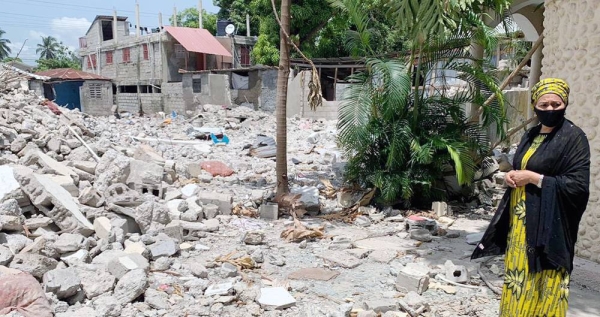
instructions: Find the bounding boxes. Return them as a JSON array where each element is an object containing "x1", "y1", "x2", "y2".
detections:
[{"x1": 472, "y1": 78, "x2": 590, "y2": 316}]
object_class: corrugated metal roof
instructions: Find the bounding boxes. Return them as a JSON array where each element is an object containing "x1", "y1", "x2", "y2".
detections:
[
  {"x1": 165, "y1": 26, "x2": 232, "y2": 57},
  {"x1": 35, "y1": 68, "x2": 111, "y2": 81}
]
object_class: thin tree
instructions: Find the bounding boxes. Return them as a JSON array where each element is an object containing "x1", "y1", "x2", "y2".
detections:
[
  {"x1": 0, "y1": 28, "x2": 11, "y2": 60},
  {"x1": 36, "y1": 36, "x2": 60, "y2": 60},
  {"x1": 274, "y1": 0, "x2": 291, "y2": 196}
]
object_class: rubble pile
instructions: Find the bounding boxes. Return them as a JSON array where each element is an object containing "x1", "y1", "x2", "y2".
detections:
[{"x1": 0, "y1": 86, "x2": 522, "y2": 317}]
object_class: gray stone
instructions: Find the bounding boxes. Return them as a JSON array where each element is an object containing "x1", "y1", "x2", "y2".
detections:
[
  {"x1": 0, "y1": 245, "x2": 14, "y2": 266},
  {"x1": 127, "y1": 160, "x2": 163, "y2": 185},
  {"x1": 10, "y1": 253, "x2": 58, "y2": 278},
  {"x1": 403, "y1": 291, "x2": 425, "y2": 307},
  {"x1": 0, "y1": 233, "x2": 31, "y2": 253},
  {"x1": 148, "y1": 239, "x2": 179, "y2": 259},
  {"x1": 145, "y1": 288, "x2": 170, "y2": 310},
  {"x1": 466, "y1": 232, "x2": 485, "y2": 245},
  {"x1": 152, "y1": 257, "x2": 172, "y2": 271},
  {"x1": 0, "y1": 215, "x2": 22, "y2": 231},
  {"x1": 133, "y1": 144, "x2": 165, "y2": 166},
  {"x1": 93, "y1": 295, "x2": 122, "y2": 317},
  {"x1": 60, "y1": 250, "x2": 90, "y2": 265},
  {"x1": 108, "y1": 253, "x2": 150, "y2": 279},
  {"x1": 354, "y1": 216, "x2": 372, "y2": 227},
  {"x1": 243, "y1": 231, "x2": 265, "y2": 245},
  {"x1": 10, "y1": 136, "x2": 27, "y2": 153},
  {"x1": 203, "y1": 203, "x2": 220, "y2": 219},
  {"x1": 189, "y1": 263, "x2": 209, "y2": 278},
  {"x1": 113, "y1": 269, "x2": 148, "y2": 304},
  {"x1": 257, "y1": 287, "x2": 296, "y2": 310},
  {"x1": 220, "y1": 262, "x2": 238, "y2": 277},
  {"x1": 446, "y1": 230, "x2": 460, "y2": 239},
  {"x1": 76, "y1": 267, "x2": 116, "y2": 299},
  {"x1": 251, "y1": 249, "x2": 264, "y2": 263},
  {"x1": 363, "y1": 299, "x2": 397, "y2": 313},
  {"x1": 43, "y1": 267, "x2": 82, "y2": 299},
  {"x1": 410, "y1": 229, "x2": 433, "y2": 242},
  {"x1": 290, "y1": 186, "x2": 320, "y2": 211},
  {"x1": 54, "y1": 233, "x2": 85, "y2": 253},
  {"x1": 0, "y1": 199, "x2": 21, "y2": 216},
  {"x1": 79, "y1": 186, "x2": 104, "y2": 208},
  {"x1": 318, "y1": 251, "x2": 361, "y2": 269}
]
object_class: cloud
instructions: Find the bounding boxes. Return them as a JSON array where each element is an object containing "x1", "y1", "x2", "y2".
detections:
[
  {"x1": 29, "y1": 30, "x2": 47, "y2": 40},
  {"x1": 50, "y1": 17, "x2": 91, "y2": 49}
]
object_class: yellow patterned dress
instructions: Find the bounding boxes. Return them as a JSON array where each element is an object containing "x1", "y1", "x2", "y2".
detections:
[{"x1": 500, "y1": 134, "x2": 570, "y2": 317}]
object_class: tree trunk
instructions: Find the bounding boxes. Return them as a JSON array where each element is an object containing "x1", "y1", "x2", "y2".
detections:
[{"x1": 276, "y1": 0, "x2": 291, "y2": 196}]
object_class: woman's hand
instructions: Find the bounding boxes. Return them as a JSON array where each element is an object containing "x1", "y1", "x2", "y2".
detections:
[{"x1": 505, "y1": 170, "x2": 540, "y2": 188}]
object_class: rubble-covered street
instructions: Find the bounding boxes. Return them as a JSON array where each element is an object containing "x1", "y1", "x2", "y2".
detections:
[{"x1": 1, "y1": 87, "x2": 600, "y2": 317}]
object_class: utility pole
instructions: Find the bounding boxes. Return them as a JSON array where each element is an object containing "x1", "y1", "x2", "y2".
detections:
[
  {"x1": 135, "y1": 1, "x2": 140, "y2": 37},
  {"x1": 198, "y1": 0, "x2": 203, "y2": 29},
  {"x1": 173, "y1": 6, "x2": 178, "y2": 26},
  {"x1": 246, "y1": 13, "x2": 250, "y2": 36}
]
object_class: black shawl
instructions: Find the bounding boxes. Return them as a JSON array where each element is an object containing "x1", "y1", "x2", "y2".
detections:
[{"x1": 471, "y1": 119, "x2": 590, "y2": 273}]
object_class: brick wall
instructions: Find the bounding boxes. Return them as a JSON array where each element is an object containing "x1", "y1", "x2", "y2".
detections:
[
  {"x1": 80, "y1": 81, "x2": 113, "y2": 116},
  {"x1": 162, "y1": 82, "x2": 185, "y2": 114}
]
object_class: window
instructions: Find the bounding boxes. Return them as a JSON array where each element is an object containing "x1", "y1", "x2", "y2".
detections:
[
  {"x1": 192, "y1": 78, "x2": 202, "y2": 93},
  {"x1": 240, "y1": 45, "x2": 251, "y2": 67},
  {"x1": 175, "y1": 44, "x2": 186, "y2": 59},
  {"x1": 119, "y1": 85, "x2": 137, "y2": 93},
  {"x1": 122, "y1": 48, "x2": 131, "y2": 63},
  {"x1": 106, "y1": 51, "x2": 113, "y2": 64},
  {"x1": 89, "y1": 83, "x2": 103, "y2": 99},
  {"x1": 143, "y1": 44, "x2": 149, "y2": 60},
  {"x1": 86, "y1": 54, "x2": 97, "y2": 69},
  {"x1": 101, "y1": 21, "x2": 114, "y2": 41}
]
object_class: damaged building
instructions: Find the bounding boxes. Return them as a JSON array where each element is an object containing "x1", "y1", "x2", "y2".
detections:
[{"x1": 78, "y1": 15, "x2": 259, "y2": 115}]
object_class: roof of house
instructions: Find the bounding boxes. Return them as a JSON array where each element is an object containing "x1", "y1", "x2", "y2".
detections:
[
  {"x1": 0, "y1": 63, "x2": 50, "y2": 81},
  {"x1": 35, "y1": 68, "x2": 111, "y2": 81},
  {"x1": 165, "y1": 26, "x2": 232, "y2": 57},
  {"x1": 85, "y1": 15, "x2": 129, "y2": 36},
  {"x1": 6, "y1": 60, "x2": 35, "y2": 72}
]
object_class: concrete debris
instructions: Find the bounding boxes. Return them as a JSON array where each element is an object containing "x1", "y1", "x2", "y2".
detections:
[{"x1": 0, "y1": 88, "x2": 525, "y2": 316}]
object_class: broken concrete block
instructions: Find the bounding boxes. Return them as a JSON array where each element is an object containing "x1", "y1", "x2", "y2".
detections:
[
  {"x1": 14, "y1": 170, "x2": 94, "y2": 236},
  {"x1": 363, "y1": 299, "x2": 398, "y2": 313},
  {"x1": 318, "y1": 251, "x2": 361, "y2": 269},
  {"x1": 291, "y1": 186, "x2": 320, "y2": 212},
  {"x1": 60, "y1": 249, "x2": 90, "y2": 265},
  {"x1": 79, "y1": 186, "x2": 105, "y2": 208},
  {"x1": 94, "y1": 217, "x2": 112, "y2": 241},
  {"x1": 166, "y1": 199, "x2": 187, "y2": 220},
  {"x1": 203, "y1": 204, "x2": 220, "y2": 219},
  {"x1": 220, "y1": 262, "x2": 238, "y2": 277},
  {"x1": 69, "y1": 161, "x2": 97, "y2": 174},
  {"x1": 148, "y1": 239, "x2": 179, "y2": 260},
  {"x1": 10, "y1": 136, "x2": 27, "y2": 153},
  {"x1": 160, "y1": 220, "x2": 183, "y2": 242},
  {"x1": 0, "y1": 198, "x2": 20, "y2": 216},
  {"x1": 24, "y1": 216, "x2": 53, "y2": 230},
  {"x1": 257, "y1": 287, "x2": 297, "y2": 310},
  {"x1": 186, "y1": 162, "x2": 203, "y2": 178},
  {"x1": 444, "y1": 260, "x2": 469, "y2": 284},
  {"x1": 35, "y1": 151, "x2": 79, "y2": 182},
  {"x1": 43, "y1": 267, "x2": 82, "y2": 299},
  {"x1": 46, "y1": 138, "x2": 62, "y2": 153},
  {"x1": 133, "y1": 144, "x2": 165, "y2": 166},
  {"x1": 145, "y1": 288, "x2": 170, "y2": 310},
  {"x1": 126, "y1": 160, "x2": 164, "y2": 185},
  {"x1": 108, "y1": 253, "x2": 150, "y2": 279},
  {"x1": 0, "y1": 166, "x2": 21, "y2": 202},
  {"x1": 0, "y1": 215, "x2": 23, "y2": 231},
  {"x1": 113, "y1": 269, "x2": 148, "y2": 304},
  {"x1": 134, "y1": 201, "x2": 170, "y2": 234},
  {"x1": 181, "y1": 184, "x2": 199, "y2": 198},
  {"x1": 47, "y1": 175, "x2": 79, "y2": 197},
  {"x1": 197, "y1": 192, "x2": 232, "y2": 215},
  {"x1": 76, "y1": 266, "x2": 116, "y2": 299},
  {"x1": 432, "y1": 201, "x2": 448, "y2": 217},
  {"x1": 204, "y1": 282, "x2": 234, "y2": 296},
  {"x1": 243, "y1": 231, "x2": 265, "y2": 245},
  {"x1": 259, "y1": 203, "x2": 278, "y2": 220},
  {"x1": 395, "y1": 263, "x2": 430, "y2": 295},
  {"x1": 94, "y1": 149, "x2": 131, "y2": 192},
  {"x1": 54, "y1": 233, "x2": 85, "y2": 254},
  {"x1": 10, "y1": 253, "x2": 58, "y2": 278}
]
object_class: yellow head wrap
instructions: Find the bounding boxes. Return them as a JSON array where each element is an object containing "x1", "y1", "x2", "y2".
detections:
[{"x1": 531, "y1": 78, "x2": 570, "y2": 107}]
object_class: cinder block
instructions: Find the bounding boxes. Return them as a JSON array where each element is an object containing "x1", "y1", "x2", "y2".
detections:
[{"x1": 197, "y1": 192, "x2": 232, "y2": 215}]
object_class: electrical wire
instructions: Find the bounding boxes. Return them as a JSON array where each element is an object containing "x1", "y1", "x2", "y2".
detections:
[{"x1": 3, "y1": 0, "x2": 160, "y2": 16}]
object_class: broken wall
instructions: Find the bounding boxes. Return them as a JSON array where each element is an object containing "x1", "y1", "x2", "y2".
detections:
[
  {"x1": 287, "y1": 70, "x2": 340, "y2": 120},
  {"x1": 80, "y1": 81, "x2": 113, "y2": 116},
  {"x1": 181, "y1": 73, "x2": 232, "y2": 109},
  {"x1": 542, "y1": 0, "x2": 600, "y2": 263},
  {"x1": 162, "y1": 82, "x2": 186, "y2": 114}
]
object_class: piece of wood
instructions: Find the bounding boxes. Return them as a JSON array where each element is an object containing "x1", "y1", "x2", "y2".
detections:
[
  {"x1": 67, "y1": 125, "x2": 100, "y2": 162},
  {"x1": 468, "y1": 34, "x2": 545, "y2": 123}
]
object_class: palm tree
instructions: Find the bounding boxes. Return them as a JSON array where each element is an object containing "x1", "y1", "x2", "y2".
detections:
[
  {"x1": 275, "y1": 0, "x2": 291, "y2": 196},
  {"x1": 335, "y1": 0, "x2": 509, "y2": 207},
  {"x1": 36, "y1": 36, "x2": 60, "y2": 60},
  {"x1": 0, "y1": 28, "x2": 11, "y2": 60}
]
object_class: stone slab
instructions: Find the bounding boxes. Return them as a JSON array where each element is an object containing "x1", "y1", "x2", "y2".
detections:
[
  {"x1": 257, "y1": 287, "x2": 296, "y2": 310},
  {"x1": 318, "y1": 251, "x2": 361, "y2": 269},
  {"x1": 354, "y1": 236, "x2": 414, "y2": 251},
  {"x1": 288, "y1": 268, "x2": 340, "y2": 281}
]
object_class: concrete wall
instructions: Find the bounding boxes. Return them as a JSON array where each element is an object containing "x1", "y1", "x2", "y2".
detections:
[
  {"x1": 542, "y1": 0, "x2": 600, "y2": 263},
  {"x1": 503, "y1": 88, "x2": 531, "y2": 145},
  {"x1": 80, "y1": 80, "x2": 113, "y2": 116},
  {"x1": 181, "y1": 73, "x2": 232, "y2": 109},
  {"x1": 162, "y1": 82, "x2": 185, "y2": 114},
  {"x1": 29, "y1": 80, "x2": 44, "y2": 97},
  {"x1": 287, "y1": 70, "x2": 341, "y2": 120}
]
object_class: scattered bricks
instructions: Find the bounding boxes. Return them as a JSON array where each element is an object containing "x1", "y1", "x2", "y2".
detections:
[
  {"x1": 13, "y1": 170, "x2": 94, "y2": 236},
  {"x1": 79, "y1": 187, "x2": 105, "y2": 208},
  {"x1": 0, "y1": 245, "x2": 14, "y2": 265},
  {"x1": 54, "y1": 233, "x2": 85, "y2": 254},
  {"x1": 259, "y1": 203, "x2": 278, "y2": 220},
  {"x1": 126, "y1": 160, "x2": 164, "y2": 186},
  {"x1": 257, "y1": 287, "x2": 297, "y2": 310},
  {"x1": 148, "y1": 239, "x2": 179, "y2": 260},
  {"x1": 243, "y1": 231, "x2": 265, "y2": 245},
  {"x1": 405, "y1": 215, "x2": 437, "y2": 234},
  {"x1": 432, "y1": 201, "x2": 449, "y2": 217},
  {"x1": 444, "y1": 260, "x2": 469, "y2": 284},
  {"x1": 10, "y1": 253, "x2": 58, "y2": 278},
  {"x1": 43, "y1": 267, "x2": 82, "y2": 299},
  {"x1": 133, "y1": 144, "x2": 165, "y2": 166},
  {"x1": 197, "y1": 192, "x2": 232, "y2": 215},
  {"x1": 113, "y1": 269, "x2": 148, "y2": 305},
  {"x1": 108, "y1": 253, "x2": 150, "y2": 279},
  {"x1": 76, "y1": 267, "x2": 116, "y2": 299},
  {"x1": 395, "y1": 263, "x2": 430, "y2": 295}
]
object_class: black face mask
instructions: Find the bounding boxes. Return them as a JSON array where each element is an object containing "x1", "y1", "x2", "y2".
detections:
[{"x1": 535, "y1": 108, "x2": 566, "y2": 127}]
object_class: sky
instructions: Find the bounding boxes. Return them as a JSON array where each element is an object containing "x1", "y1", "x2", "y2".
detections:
[{"x1": 1, "y1": 0, "x2": 220, "y2": 65}]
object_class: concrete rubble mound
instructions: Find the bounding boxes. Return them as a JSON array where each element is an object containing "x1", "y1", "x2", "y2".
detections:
[{"x1": 0, "y1": 86, "x2": 549, "y2": 317}]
